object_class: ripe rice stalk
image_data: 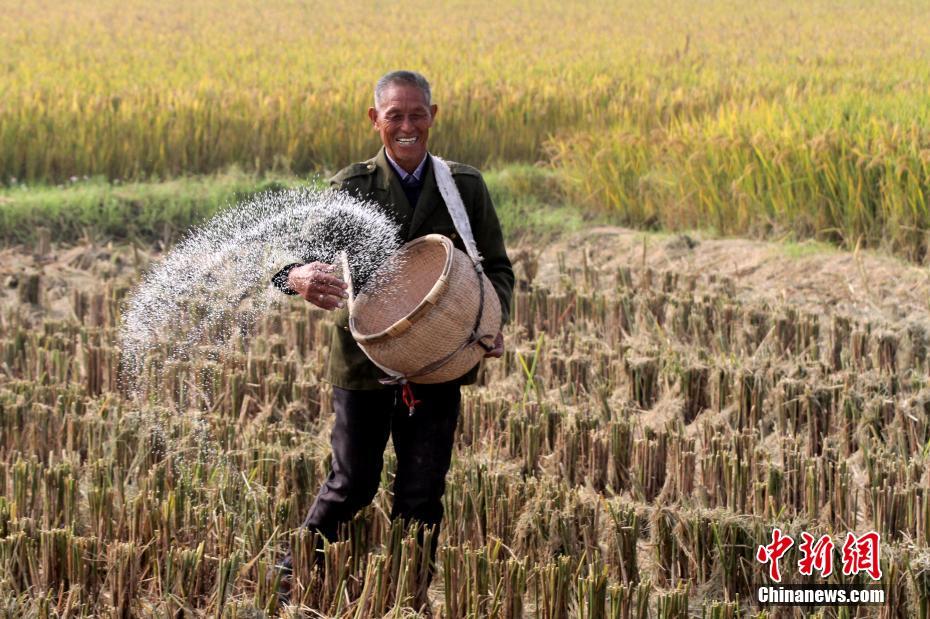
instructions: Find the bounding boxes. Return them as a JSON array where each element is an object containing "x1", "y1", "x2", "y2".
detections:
[
  {"x1": 441, "y1": 543, "x2": 499, "y2": 617},
  {"x1": 798, "y1": 312, "x2": 821, "y2": 362},
  {"x1": 2, "y1": 1, "x2": 930, "y2": 262},
  {"x1": 875, "y1": 331, "x2": 899, "y2": 375},
  {"x1": 883, "y1": 548, "x2": 912, "y2": 618},
  {"x1": 352, "y1": 553, "x2": 388, "y2": 619},
  {"x1": 586, "y1": 430, "x2": 611, "y2": 492},
  {"x1": 626, "y1": 356, "x2": 659, "y2": 410},
  {"x1": 642, "y1": 292, "x2": 669, "y2": 331},
  {"x1": 534, "y1": 555, "x2": 572, "y2": 619},
  {"x1": 822, "y1": 450, "x2": 856, "y2": 531},
  {"x1": 831, "y1": 316, "x2": 851, "y2": 371},
  {"x1": 501, "y1": 556, "x2": 528, "y2": 619},
  {"x1": 509, "y1": 416, "x2": 543, "y2": 476},
  {"x1": 11, "y1": 457, "x2": 40, "y2": 520},
  {"x1": 632, "y1": 429, "x2": 668, "y2": 502},
  {"x1": 905, "y1": 323, "x2": 928, "y2": 371},
  {"x1": 213, "y1": 548, "x2": 241, "y2": 618},
  {"x1": 38, "y1": 527, "x2": 72, "y2": 592},
  {"x1": 711, "y1": 367, "x2": 731, "y2": 413},
  {"x1": 322, "y1": 540, "x2": 353, "y2": 613},
  {"x1": 675, "y1": 513, "x2": 715, "y2": 584},
  {"x1": 710, "y1": 516, "x2": 756, "y2": 599},
  {"x1": 735, "y1": 369, "x2": 767, "y2": 432},
  {"x1": 773, "y1": 309, "x2": 798, "y2": 357},
  {"x1": 655, "y1": 582, "x2": 690, "y2": 619},
  {"x1": 285, "y1": 528, "x2": 324, "y2": 606},
  {"x1": 805, "y1": 385, "x2": 836, "y2": 457},
  {"x1": 106, "y1": 541, "x2": 140, "y2": 619},
  {"x1": 910, "y1": 552, "x2": 930, "y2": 619},
  {"x1": 664, "y1": 436, "x2": 696, "y2": 503},
  {"x1": 740, "y1": 309, "x2": 770, "y2": 356},
  {"x1": 0, "y1": 531, "x2": 36, "y2": 594},
  {"x1": 41, "y1": 462, "x2": 78, "y2": 529},
  {"x1": 651, "y1": 508, "x2": 685, "y2": 587},
  {"x1": 0, "y1": 497, "x2": 10, "y2": 538},
  {"x1": 605, "y1": 501, "x2": 639, "y2": 584},
  {"x1": 559, "y1": 422, "x2": 580, "y2": 487},
  {"x1": 441, "y1": 545, "x2": 466, "y2": 618},
  {"x1": 775, "y1": 378, "x2": 805, "y2": 437},
  {"x1": 616, "y1": 294, "x2": 635, "y2": 336},
  {"x1": 575, "y1": 562, "x2": 608, "y2": 619},
  {"x1": 616, "y1": 267, "x2": 634, "y2": 291},
  {"x1": 701, "y1": 598, "x2": 739, "y2": 619},
  {"x1": 159, "y1": 541, "x2": 207, "y2": 611},
  {"x1": 851, "y1": 326, "x2": 872, "y2": 370},
  {"x1": 606, "y1": 579, "x2": 651, "y2": 619},
  {"x1": 680, "y1": 364, "x2": 710, "y2": 424},
  {"x1": 840, "y1": 391, "x2": 863, "y2": 456},
  {"x1": 608, "y1": 417, "x2": 634, "y2": 492}
]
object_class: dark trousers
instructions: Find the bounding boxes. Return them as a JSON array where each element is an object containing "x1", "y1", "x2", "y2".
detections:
[{"x1": 300, "y1": 382, "x2": 461, "y2": 557}]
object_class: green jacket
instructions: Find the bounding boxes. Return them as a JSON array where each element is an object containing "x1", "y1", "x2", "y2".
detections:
[{"x1": 326, "y1": 147, "x2": 514, "y2": 390}]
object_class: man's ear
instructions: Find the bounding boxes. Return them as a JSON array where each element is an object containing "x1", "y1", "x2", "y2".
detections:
[
  {"x1": 367, "y1": 106, "x2": 379, "y2": 128},
  {"x1": 429, "y1": 104, "x2": 438, "y2": 121}
]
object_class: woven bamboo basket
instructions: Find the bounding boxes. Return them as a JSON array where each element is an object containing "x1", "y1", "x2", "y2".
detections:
[{"x1": 347, "y1": 234, "x2": 501, "y2": 384}]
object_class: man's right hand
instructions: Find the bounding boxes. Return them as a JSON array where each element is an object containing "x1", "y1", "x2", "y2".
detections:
[{"x1": 287, "y1": 262, "x2": 348, "y2": 311}]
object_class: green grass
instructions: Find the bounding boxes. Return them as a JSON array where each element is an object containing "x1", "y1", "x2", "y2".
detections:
[
  {"x1": 778, "y1": 239, "x2": 841, "y2": 260},
  {"x1": 0, "y1": 165, "x2": 587, "y2": 246},
  {"x1": 0, "y1": 171, "x2": 314, "y2": 246},
  {"x1": 484, "y1": 165, "x2": 590, "y2": 240}
]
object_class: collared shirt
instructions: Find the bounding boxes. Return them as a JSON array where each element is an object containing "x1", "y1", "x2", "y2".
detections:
[{"x1": 384, "y1": 150, "x2": 428, "y2": 184}]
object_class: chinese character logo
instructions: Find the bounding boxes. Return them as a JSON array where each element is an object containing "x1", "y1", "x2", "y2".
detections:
[
  {"x1": 841, "y1": 532, "x2": 882, "y2": 581},
  {"x1": 757, "y1": 528, "x2": 795, "y2": 582},
  {"x1": 798, "y1": 532, "x2": 834, "y2": 577},
  {"x1": 757, "y1": 529, "x2": 883, "y2": 582}
]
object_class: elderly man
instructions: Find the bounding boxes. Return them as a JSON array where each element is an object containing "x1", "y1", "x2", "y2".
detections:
[{"x1": 273, "y1": 70, "x2": 513, "y2": 607}]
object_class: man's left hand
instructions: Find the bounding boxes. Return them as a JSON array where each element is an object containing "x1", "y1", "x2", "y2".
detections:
[{"x1": 484, "y1": 331, "x2": 504, "y2": 358}]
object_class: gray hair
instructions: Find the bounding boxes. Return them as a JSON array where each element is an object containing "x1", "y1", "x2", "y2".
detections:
[{"x1": 374, "y1": 71, "x2": 432, "y2": 109}]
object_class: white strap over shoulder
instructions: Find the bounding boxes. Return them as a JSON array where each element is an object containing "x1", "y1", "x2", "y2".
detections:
[{"x1": 431, "y1": 155, "x2": 481, "y2": 266}]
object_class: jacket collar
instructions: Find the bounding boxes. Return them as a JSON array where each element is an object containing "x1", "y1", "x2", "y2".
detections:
[
  {"x1": 372, "y1": 147, "x2": 444, "y2": 240},
  {"x1": 384, "y1": 150, "x2": 429, "y2": 182},
  {"x1": 372, "y1": 147, "x2": 395, "y2": 192}
]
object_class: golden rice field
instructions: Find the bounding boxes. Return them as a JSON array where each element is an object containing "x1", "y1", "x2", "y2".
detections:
[
  {"x1": 4, "y1": 0, "x2": 930, "y2": 256},
  {"x1": 2, "y1": 233, "x2": 930, "y2": 616},
  {"x1": 6, "y1": 1, "x2": 930, "y2": 617}
]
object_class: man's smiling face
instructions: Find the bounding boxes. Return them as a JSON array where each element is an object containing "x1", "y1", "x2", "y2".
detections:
[{"x1": 368, "y1": 83, "x2": 437, "y2": 174}]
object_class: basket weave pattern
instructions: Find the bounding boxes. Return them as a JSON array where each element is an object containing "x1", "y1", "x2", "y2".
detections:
[{"x1": 349, "y1": 234, "x2": 501, "y2": 384}]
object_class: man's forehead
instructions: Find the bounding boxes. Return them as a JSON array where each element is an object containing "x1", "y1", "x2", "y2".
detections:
[{"x1": 378, "y1": 85, "x2": 430, "y2": 110}]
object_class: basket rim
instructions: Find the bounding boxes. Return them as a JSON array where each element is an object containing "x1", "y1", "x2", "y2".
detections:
[{"x1": 349, "y1": 234, "x2": 453, "y2": 345}]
